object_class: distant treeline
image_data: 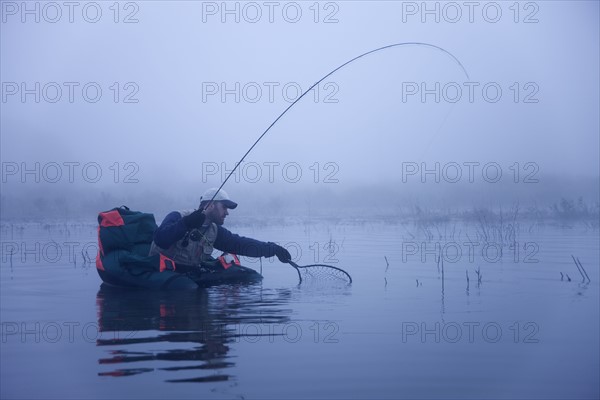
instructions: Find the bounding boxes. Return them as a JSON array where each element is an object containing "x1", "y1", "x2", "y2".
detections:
[{"x1": 1, "y1": 184, "x2": 598, "y2": 225}]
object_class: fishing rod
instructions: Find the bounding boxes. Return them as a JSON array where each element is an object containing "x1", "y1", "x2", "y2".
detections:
[
  {"x1": 206, "y1": 42, "x2": 469, "y2": 205},
  {"x1": 203, "y1": 42, "x2": 470, "y2": 283}
]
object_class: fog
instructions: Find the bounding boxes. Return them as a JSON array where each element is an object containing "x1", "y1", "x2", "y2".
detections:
[
  {"x1": 1, "y1": 4, "x2": 599, "y2": 398},
  {"x1": 1, "y1": 1, "x2": 598, "y2": 221}
]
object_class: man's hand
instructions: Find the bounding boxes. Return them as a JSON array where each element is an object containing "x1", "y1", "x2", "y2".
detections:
[
  {"x1": 182, "y1": 209, "x2": 206, "y2": 230},
  {"x1": 274, "y1": 245, "x2": 291, "y2": 263}
]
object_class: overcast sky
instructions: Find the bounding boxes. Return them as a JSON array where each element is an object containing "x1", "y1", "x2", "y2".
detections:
[{"x1": 1, "y1": 1, "x2": 598, "y2": 216}]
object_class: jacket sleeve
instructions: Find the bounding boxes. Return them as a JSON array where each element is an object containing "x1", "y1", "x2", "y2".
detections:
[
  {"x1": 153, "y1": 211, "x2": 188, "y2": 249},
  {"x1": 213, "y1": 226, "x2": 278, "y2": 258}
]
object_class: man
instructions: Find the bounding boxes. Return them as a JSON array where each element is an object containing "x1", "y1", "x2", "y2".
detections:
[{"x1": 149, "y1": 188, "x2": 291, "y2": 268}]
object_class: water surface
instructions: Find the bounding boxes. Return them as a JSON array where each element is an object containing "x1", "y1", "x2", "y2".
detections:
[{"x1": 1, "y1": 219, "x2": 598, "y2": 399}]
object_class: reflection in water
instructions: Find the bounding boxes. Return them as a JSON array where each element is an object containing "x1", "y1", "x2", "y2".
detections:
[{"x1": 95, "y1": 283, "x2": 293, "y2": 383}]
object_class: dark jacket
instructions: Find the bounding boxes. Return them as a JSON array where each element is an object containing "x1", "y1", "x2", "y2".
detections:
[{"x1": 153, "y1": 211, "x2": 278, "y2": 258}]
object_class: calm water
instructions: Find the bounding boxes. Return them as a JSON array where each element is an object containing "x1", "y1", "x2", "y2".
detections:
[{"x1": 1, "y1": 218, "x2": 598, "y2": 399}]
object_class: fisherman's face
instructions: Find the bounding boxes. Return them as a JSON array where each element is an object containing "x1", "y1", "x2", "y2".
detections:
[{"x1": 205, "y1": 201, "x2": 229, "y2": 225}]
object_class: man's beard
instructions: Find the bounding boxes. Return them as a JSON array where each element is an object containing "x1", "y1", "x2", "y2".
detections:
[{"x1": 215, "y1": 217, "x2": 225, "y2": 226}]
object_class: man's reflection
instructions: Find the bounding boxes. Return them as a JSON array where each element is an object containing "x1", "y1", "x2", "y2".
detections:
[{"x1": 95, "y1": 283, "x2": 292, "y2": 382}]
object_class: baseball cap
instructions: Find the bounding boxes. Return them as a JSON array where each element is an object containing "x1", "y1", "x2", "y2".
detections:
[{"x1": 200, "y1": 188, "x2": 238, "y2": 209}]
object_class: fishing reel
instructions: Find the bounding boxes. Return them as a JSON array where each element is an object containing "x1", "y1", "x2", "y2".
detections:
[{"x1": 181, "y1": 229, "x2": 205, "y2": 248}]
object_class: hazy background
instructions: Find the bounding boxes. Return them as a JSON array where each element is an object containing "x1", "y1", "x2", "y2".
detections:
[
  {"x1": 1, "y1": 4, "x2": 599, "y2": 398},
  {"x1": 1, "y1": 0, "x2": 598, "y2": 221}
]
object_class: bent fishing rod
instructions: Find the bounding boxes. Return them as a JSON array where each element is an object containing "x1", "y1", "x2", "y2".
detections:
[
  {"x1": 205, "y1": 42, "x2": 470, "y2": 206},
  {"x1": 202, "y1": 42, "x2": 470, "y2": 283}
]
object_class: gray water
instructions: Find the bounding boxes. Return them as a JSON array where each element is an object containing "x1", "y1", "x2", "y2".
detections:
[{"x1": 1, "y1": 219, "x2": 598, "y2": 399}]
